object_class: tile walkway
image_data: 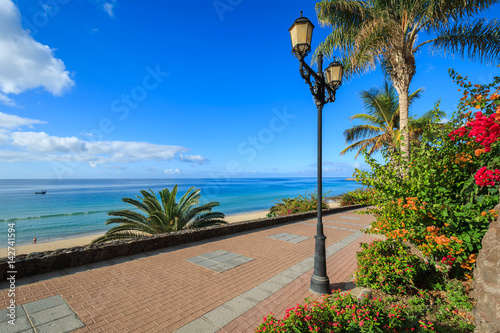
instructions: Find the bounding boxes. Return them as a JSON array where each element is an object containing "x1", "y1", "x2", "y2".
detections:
[{"x1": 0, "y1": 207, "x2": 379, "y2": 332}]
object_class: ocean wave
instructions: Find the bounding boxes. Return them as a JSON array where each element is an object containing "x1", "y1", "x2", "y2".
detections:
[{"x1": 2, "y1": 210, "x2": 108, "y2": 222}]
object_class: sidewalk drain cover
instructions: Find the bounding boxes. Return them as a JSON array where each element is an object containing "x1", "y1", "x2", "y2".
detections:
[
  {"x1": 0, "y1": 295, "x2": 85, "y2": 333},
  {"x1": 268, "y1": 233, "x2": 309, "y2": 244},
  {"x1": 186, "y1": 250, "x2": 254, "y2": 273}
]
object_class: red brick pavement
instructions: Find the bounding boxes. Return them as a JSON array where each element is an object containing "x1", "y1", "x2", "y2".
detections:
[{"x1": 0, "y1": 208, "x2": 376, "y2": 332}]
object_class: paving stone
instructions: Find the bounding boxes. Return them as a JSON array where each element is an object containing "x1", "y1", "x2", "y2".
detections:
[
  {"x1": 223, "y1": 258, "x2": 250, "y2": 267},
  {"x1": 289, "y1": 261, "x2": 312, "y2": 274},
  {"x1": 224, "y1": 296, "x2": 258, "y2": 315},
  {"x1": 200, "y1": 250, "x2": 228, "y2": 259},
  {"x1": 34, "y1": 314, "x2": 85, "y2": 333},
  {"x1": 0, "y1": 305, "x2": 26, "y2": 322},
  {"x1": 268, "y1": 274, "x2": 296, "y2": 286},
  {"x1": 195, "y1": 260, "x2": 219, "y2": 269},
  {"x1": 0, "y1": 316, "x2": 33, "y2": 333},
  {"x1": 186, "y1": 256, "x2": 205, "y2": 264},
  {"x1": 269, "y1": 233, "x2": 309, "y2": 243},
  {"x1": 210, "y1": 264, "x2": 231, "y2": 273},
  {"x1": 240, "y1": 288, "x2": 272, "y2": 302},
  {"x1": 175, "y1": 318, "x2": 219, "y2": 333},
  {"x1": 215, "y1": 252, "x2": 240, "y2": 262},
  {"x1": 279, "y1": 268, "x2": 304, "y2": 280},
  {"x1": 202, "y1": 306, "x2": 240, "y2": 327},
  {"x1": 324, "y1": 220, "x2": 366, "y2": 226},
  {"x1": 340, "y1": 215, "x2": 361, "y2": 220},
  {"x1": 29, "y1": 303, "x2": 75, "y2": 326},
  {"x1": 256, "y1": 280, "x2": 284, "y2": 294},
  {"x1": 22, "y1": 295, "x2": 66, "y2": 314}
]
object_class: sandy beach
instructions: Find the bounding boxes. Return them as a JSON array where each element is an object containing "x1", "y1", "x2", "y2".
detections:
[{"x1": 2, "y1": 210, "x2": 269, "y2": 257}]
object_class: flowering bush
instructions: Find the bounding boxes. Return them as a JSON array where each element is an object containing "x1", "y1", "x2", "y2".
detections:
[
  {"x1": 339, "y1": 188, "x2": 376, "y2": 206},
  {"x1": 354, "y1": 70, "x2": 500, "y2": 278},
  {"x1": 255, "y1": 290, "x2": 435, "y2": 332},
  {"x1": 354, "y1": 240, "x2": 428, "y2": 294},
  {"x1": 268, "y1": 191, "x2": 329, "y2": 217}
]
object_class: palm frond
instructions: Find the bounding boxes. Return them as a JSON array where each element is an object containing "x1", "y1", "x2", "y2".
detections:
[
  {"x1": 344, "y1": 124, "x2": 383, "y2": 143},
  {"x1": 339, "y1": 135, "x2": 384, "y2": 158},
  {"x1": 425, "y1": 19, "x2": 500, "y2": 64},
  {"x1": 106, "y1": 210, "x2": 148, "y2": 224}
]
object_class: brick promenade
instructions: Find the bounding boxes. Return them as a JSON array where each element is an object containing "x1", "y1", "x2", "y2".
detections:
[{"x1": 1, "y1": 207, "x2": 379, "y2": 332}]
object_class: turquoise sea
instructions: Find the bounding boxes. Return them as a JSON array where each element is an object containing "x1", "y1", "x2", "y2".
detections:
[{"x1": 0, "y1": 178, "x2": 362, "y2": 246}]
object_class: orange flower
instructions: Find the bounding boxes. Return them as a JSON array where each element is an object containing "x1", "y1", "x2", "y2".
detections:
[
  {"x1": 481, "y1": 211, "x2": 487, "y2": 216},
  {"x1": 461, "y1": 262, "x2": 472, "y2": 270},
  {"x1": 475, "y1": 148, "x2": 485, "y2": 157},
  {"x1": 444, "y1": 223, "x2": 449, "y2": 227},
  {"x1": 468, "y1": 254, "x2": 477, "y2": 263}
]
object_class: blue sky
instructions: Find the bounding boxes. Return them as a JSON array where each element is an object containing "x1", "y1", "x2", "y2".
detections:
[{"x1": 0, "y1": 0, "x2": 499, "y2": 179}]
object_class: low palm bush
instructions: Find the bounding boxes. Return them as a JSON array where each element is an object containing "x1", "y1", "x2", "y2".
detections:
[{"x1": 92, "y1": 185, "x2": 226, "y2": 244}]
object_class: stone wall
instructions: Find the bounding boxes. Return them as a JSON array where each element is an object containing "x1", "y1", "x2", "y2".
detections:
[
  {"x1": 474, "y1": 202, "x2": 500, "y2": 333},
  {"x1": 0, "y1": 205, "x2": 367, "y2": 280}
]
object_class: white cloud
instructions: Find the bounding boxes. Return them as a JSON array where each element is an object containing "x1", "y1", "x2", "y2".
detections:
[
  {"x1": 0, "y1": 0, "x2": 74, "y2": 105},
  {"x1": 0, "y1": 93, "x2": 15, "y2": 106},
  {"x1": 0, "y1": 111, "x2": 210, "y2": 170},
  {"x1": 163, "y1": 168, "x2": 181, "y2": 175},
  {"x1": 5, "y1": 131, "x2": 191, "y2": 163},
  {"x1": 102, "y1": 2, "x2": 116, "y2": 17},
  {"x1": 0, "y1": 113, "x2": 209, "y2": 167},
  {"x1": 0, "y1": 111, "x2": 46, "y2": 129},
  {"x1": 178, "y1": 154, "x2": 209, "y2": 165}
]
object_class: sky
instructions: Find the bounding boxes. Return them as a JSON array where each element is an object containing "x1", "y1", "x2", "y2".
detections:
[{"x1": 0, "y1": 0, "x2": 499, "y2": 179}]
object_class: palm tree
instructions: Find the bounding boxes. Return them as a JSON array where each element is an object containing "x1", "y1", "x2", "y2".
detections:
[
  {"x1": 408, "y1": 106, "x2": 447, "y2": 144},
  {"x1": 341, "y1": 81, "x2": 423, "y2": 158},
  {"x1": 91, "y1": 185, "x2": 226, "y2": 244},
  {"x1": 315, "y1": 0, "x2": 500, "y2": 161}
]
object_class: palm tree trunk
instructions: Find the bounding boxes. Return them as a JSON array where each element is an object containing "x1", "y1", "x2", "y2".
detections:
[{"x1": 399, "y1": 89, "x2": 410, "y2": 162}]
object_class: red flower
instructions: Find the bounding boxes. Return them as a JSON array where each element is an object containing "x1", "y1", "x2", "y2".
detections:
[{"x1": 475, "y1": 166, "x2": 500, "y2": 186}]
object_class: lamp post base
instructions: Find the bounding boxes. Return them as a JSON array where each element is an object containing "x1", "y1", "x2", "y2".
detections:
[{"x1": 310, "y1": 274, "x2": 331, "y2": 295}]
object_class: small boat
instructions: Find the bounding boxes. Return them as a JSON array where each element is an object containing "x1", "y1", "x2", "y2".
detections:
[{"x1": 34, "y1": 190, "x2": 47, "y2": 194}]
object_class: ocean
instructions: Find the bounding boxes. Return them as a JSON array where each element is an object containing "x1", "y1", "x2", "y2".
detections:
[{"x1": 0, "y1": 178, "x2": 362, "y2": 246}]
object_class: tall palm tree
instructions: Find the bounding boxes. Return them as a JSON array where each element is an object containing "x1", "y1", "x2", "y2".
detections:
[
  {"x1": 91, "y1": 185, "x2": 226, "y2": 244},
  {"x1": 315, "y1": 0, "x2": 500, "y2": 161},
  {"x1": 341, "y1": 81, "x2": 423, "y2": 157}
]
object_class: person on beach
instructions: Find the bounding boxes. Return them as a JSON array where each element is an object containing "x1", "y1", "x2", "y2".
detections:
[{"x1": 33, "y1": 237, "x2": 37, "y2": 244}]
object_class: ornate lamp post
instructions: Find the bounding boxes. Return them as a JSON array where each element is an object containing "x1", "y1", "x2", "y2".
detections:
[{"x1": 289, "y1": 11, "x2": 343, "y2": 295}]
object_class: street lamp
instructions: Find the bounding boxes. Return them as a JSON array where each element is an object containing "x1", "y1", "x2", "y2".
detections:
[{"x1": 289, "y1": 11, "x2": 343, "y2": 295}]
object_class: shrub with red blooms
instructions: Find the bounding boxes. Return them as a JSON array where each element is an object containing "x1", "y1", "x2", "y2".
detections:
[
  {"x1": 354, "y1": 68, "x2": 500, "y2": 279},
  {"x1": 449, "y1": 111, "x2": 500, "y2": 152},
  {"x1": 474, "y1": 166, "x2": 500, "y2": 187},
  {"x1": 255, "y1": 290, "x2": 435, "y2": 332}
]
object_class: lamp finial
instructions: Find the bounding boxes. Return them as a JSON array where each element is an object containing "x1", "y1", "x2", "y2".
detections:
[{"x1": 300, "y1": 11, "x2": 303, "y2": 17}]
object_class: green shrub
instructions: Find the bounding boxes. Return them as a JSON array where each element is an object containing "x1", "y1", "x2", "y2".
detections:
[
  {"x1": 339, "y1": 188, "x2": 375, "y2": 206},
  {"x1": 268, "y1": 191, "x2": 329, "y2": 217},
  {"x1": 354, "y1": 239, "x2": 428, "y2": 294}
]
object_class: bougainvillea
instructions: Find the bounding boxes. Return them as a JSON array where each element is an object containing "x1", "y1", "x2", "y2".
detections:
[
  {"x1": 474, "y1": 166, "x2": 500, "y2": 186},
  {"x1": 354, "y1": 69, "x2": 500, "y2": 278}
]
